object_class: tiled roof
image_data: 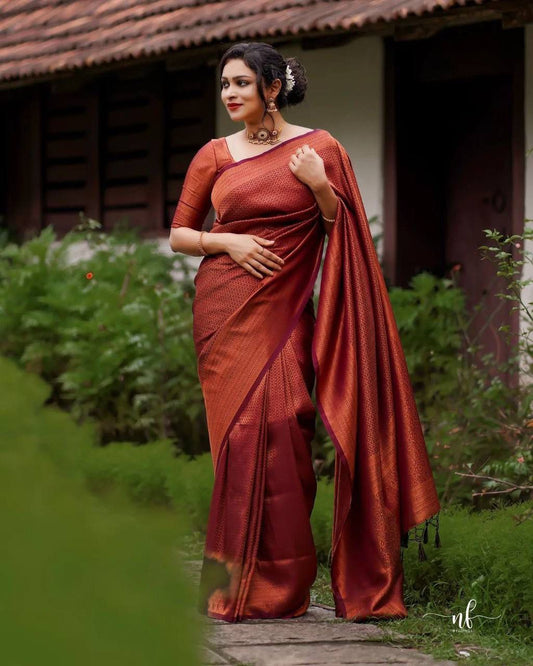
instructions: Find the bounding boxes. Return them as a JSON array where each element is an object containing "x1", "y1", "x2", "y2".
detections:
[{"x1": 0, "y1": 0, "x2": 496, "y2": 84}]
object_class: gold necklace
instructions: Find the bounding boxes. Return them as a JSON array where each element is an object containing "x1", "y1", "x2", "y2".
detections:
[{"x1": 246, "y1": 124, "x2": 283, "y2": 145}]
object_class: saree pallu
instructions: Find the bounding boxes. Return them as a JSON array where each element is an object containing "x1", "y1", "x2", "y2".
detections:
[{"x1": 171, "y1": 129, "x2": 441, "y2": 622}]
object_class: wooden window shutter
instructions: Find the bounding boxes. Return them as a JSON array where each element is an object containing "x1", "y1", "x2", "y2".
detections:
[
  {"x1": 165, "y1": 67, "x2": 215, "y2": 229},
  {"x1": 101, "y1": 76, "x2": 164, "y2": 233},
  {"x1": 39, "y1": 64, "x2": 215, "y2": 237},
  {"x1": 42, "y1": 88, "x2": 99, "y2": 234}
]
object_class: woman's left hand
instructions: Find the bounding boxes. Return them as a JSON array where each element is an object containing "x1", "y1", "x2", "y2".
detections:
[{"x1": 288, "y1": 144, "x2": 328, "y2": 192}]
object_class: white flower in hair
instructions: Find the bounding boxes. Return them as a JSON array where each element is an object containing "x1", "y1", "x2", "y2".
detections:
[{"x1": 285, "y1": 64, "x2": 295, "y2": 93}]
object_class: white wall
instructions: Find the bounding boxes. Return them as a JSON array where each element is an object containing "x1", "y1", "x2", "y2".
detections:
[
  {"x1": 522, "y1": 25, "x2": 533, "y2": 377},
  {"x1": 215, "y1": 37, "x2": 385, "y2": 243}
]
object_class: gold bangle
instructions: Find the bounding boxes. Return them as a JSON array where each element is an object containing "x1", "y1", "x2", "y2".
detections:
[{"x1": 198, "y1": 231, "x2": 208, "y2": 256}]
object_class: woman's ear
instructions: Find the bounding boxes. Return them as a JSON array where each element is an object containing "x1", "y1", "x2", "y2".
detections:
[{"x1": 265, "y1": 78, "x2": 282, "y2": 100}]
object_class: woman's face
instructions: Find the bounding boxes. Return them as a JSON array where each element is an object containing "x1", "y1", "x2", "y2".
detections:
[{"x1": 220, "y1": 59, "x2": 266, "y2": 124}]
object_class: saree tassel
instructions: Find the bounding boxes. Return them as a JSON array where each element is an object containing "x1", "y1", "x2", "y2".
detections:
[{"x1": 400, "y1": 511, "x2": 441, "y2": 557}]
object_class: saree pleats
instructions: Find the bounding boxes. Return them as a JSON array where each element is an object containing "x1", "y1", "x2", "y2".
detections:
[
  {"x1": 175, "y1": 129, "x2": 441, "y2": 623},
  {"x1": 198, "y1": 301, "x2": 318, "y2": 621}
]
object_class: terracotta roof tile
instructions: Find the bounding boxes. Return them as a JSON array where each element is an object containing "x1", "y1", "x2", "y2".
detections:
[{"x1": 0, "y1": 0, "x2": 497, "y2": 84}]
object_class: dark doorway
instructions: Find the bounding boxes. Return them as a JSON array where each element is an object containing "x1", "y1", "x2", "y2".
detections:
[
  {"x1": 0, "y1": 100, "x2": 8, "y2": 232},
  {"x1": 390, "y1": 21, "x2": 524, "y2": 366}
]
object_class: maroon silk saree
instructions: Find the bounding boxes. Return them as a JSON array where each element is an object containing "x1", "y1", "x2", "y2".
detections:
[{"x1": 171, "y1": 128, "x2": 441, "y2": 622}]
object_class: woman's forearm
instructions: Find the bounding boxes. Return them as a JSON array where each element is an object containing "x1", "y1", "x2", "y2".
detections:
[
  {"x1": 311, "y1": 180, "x2": 339, "y2": 236},
  {"x1": 169, "y1": 227, "x2": 231, "y2": 256}
]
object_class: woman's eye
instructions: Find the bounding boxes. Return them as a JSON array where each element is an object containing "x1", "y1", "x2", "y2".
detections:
[{"x1": 220, "y1": 80, "x2": 249, "y2": 89}]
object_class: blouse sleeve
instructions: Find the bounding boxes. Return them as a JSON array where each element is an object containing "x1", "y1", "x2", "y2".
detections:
[{"x1": 171, "y1": 140, "x2": 217, "y2": 230}]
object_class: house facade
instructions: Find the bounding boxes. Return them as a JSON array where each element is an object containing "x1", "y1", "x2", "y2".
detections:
[{"x1": 1, "y1": 0, "x2": 533, "y2": 360}]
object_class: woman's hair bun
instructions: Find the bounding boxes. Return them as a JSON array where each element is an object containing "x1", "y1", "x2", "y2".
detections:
[{"x1": 284, "y1": 57, "x2": 307, "y2": 106}]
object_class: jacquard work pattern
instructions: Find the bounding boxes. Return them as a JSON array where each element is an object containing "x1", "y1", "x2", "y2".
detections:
[
  {"x1": 171, "y1": 128, "x2": 440, "y2": 623},
  {"x1": 194, "y1": 134, "x2": 327, "y2": 470},
  {"x1": 312, "y1": 137, "x2": 440, "y2": 619},
  {"x1": 199, "y1": 308, "x2": 318, "y2": 621}
]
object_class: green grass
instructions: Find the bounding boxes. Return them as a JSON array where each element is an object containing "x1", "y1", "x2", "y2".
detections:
[
  {"x1": 311, "y1": 564, "x2": 335, "y2": 607},
  {"x1": 310, "y1": 515, "x2": 533, "y2": 666},
  {"x1": 311, "y1": 571, "x2": 533, "y2": 665},
  {"x1": 0, "y1": 356, "x2": 202, "y2": 666}
]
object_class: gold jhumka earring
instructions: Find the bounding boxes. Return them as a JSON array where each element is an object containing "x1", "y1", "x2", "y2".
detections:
[
  {"x1": 247, "y1": 97, "x2": 281, "y2": 145},
  {"x1": 266, "y1": 97, "x2": 278, "y2": 113}
]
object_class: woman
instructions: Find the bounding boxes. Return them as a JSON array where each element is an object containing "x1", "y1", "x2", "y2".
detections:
[{"x1": 169, "y1": 42, "x2": 440, "y2": 623}]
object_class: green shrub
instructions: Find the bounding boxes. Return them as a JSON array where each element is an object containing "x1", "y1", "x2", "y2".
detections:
[
  {"x1": 2, "y1": 222, "x2": 530, "y2": 511},
  {"x1": 0, "y1": 355, "x2": 202, "y2": 666},
  {"x1": 76, "y1": 434, "x2": 332, "y2": 564},
  {"x1": 0, "y1": 222, "x2": 206, "y2": 452},
  {"x1": 390, "y1": 269, "x2": 532, "y2": 508},
  {"x1": 82, "y1": 439, "x2": 176, "y2": 506},
  {"x1": 426, "y1": 368, "x2": 533, "y2": 506},
  {"x1": 165, "y1": 453, "x2": 214, "y2": 532},
  {"x1": 82, "y1": 439, "x2": 214, "y2": 534},
  {"x1": 389, "y1": 272, "x2": 466, "y2": 414}
]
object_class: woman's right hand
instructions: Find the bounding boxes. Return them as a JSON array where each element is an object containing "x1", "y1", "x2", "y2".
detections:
[{"x1": 225, "y1": 234, "x2": 285, "y2": 279}]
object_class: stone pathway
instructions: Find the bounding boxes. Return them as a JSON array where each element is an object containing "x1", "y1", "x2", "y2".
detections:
[{"x1": 201, "y1": 604, "x2": 457, "y2": 666}]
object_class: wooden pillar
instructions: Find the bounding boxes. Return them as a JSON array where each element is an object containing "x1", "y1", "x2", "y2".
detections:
[
  {"x1": 511, "y1": 31, "x2": 525, "y2": 238},
  {"x1": 510, "y1": 27, "x2": 526, "y2": 377}
]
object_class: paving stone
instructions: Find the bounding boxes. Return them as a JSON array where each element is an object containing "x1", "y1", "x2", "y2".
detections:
[
  {"x1": 207, "y1": 620, "x2": 385, "y2": 645},
  {"x1": 279, "y1": 605, "x2": 339, "y2": 623},
  {"x1": 202, "y1": 645, "x2": 229, "y2": 664},
  {"x1": 206, "y1": 604, "x2": 345, "y2": 625},
  {"x1": 202, "y1": 604, "x2": 448, "y2": 665},
  {"x1": 205, "y1": 604, "x2": 408, "y2": 641},
  {"x1": 222, "y1": 642, "x2": 457, "y2": 665}
]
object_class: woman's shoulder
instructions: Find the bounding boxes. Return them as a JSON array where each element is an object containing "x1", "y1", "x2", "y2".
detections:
[
  {"x1": 295, "y1": 127, "x2": 342, "y2": 153},
  {"x1": 272, "y1": 125, "x2": 340, "y2": 154},
  {"x1": 310, "y1": 130, "x2": 352, "y2": 171},
  {"x1": 301, "y1": 129, "x2": 345, "y2": 163},
  {"x1": 312, "y1": 128, "x2": 341, "y2": 145},
  {"x1": 314, "y1": 130, "x2": 350, "y2": 158},
  {"x1": 190, "y1": 138, "x2": 217, "y2": 158},
  {"x1": 284, "y1": 124, "x2": 329, "y2": 142},
  {"x1": 286, "y1": 124, "x2": 314, "y2": 135},
  {"x1": 189, "y1": 137, "x2": 232, "y2": 171},
  {"x1": 192, "y1": 136, "x2": 229, "y2": 154}
]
